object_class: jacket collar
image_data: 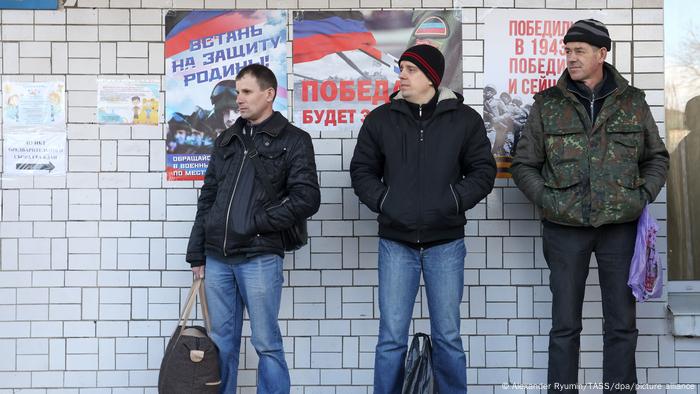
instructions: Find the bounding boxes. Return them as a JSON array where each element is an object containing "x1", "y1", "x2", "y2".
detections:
[
  {"x1": 219, "y1": 111, "x2": 288, "y2": 146},
  {"x1": 557, "y1": 62, "x2": 628, "y2": 100},
  {"x1": 390, "y1": 87, "x2": 462, "y2": 117}
]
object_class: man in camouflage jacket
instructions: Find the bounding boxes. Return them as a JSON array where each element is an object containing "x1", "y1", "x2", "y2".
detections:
[{"x1": 512, "y1": 20, "x2": 668, "y2": 393}]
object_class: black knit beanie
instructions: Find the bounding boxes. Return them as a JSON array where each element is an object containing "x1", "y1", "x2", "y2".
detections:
[
  {"x1": 563, "y1": 19, "x2": 611, "y2": 51},
  {"x1": 399, "y1": 44, "x2": 445, "y2": 87}
]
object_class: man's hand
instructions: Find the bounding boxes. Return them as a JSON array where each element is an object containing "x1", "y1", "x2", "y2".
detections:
[{"x1": 192, "y1": 266, "x2": 205, "y2": 279}]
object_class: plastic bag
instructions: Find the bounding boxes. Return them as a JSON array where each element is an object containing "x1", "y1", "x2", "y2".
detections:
[
  {"x1": 401, "y1": 333, "x2": 435, "y2": 394},
  {"x1": 627, "y1": 204, "x2": 662, "y2": 302}
]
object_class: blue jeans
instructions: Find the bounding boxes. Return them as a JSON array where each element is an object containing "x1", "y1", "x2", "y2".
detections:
[
  {"x1": 204, "y1": 254, "x2": 290, "y2": 394},
  {"x1": 374, "y1": 238, "x2": 467, "y2": 394}
]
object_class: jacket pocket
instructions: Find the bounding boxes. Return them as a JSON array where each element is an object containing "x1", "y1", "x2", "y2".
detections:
[
  {"x1": 422, "y1": 184, "x2": 465, "y2": 229},
  {"x1": 449, "y1": 184, "x2": 460, "y2": 214},
  {"x1": 258, "y1": 148, "x2": 288, "y2": 187},
  {"x1": 607, "y1": 124, "x2": 642, "y2": 162},
  {"x1": 608, "y1": 176, "x2": 646, "y2": 223},
  {"x1": 377, "y1": 185, "x2": 416, "y2": 230},
  {"x1": 379, "y1": 186, "x2": 390, "y2": 213},
  {"x1": 543, "y1": 127, "x2": 587, "y2": 165},
  {"x1": 542, "y1": 174, "x2": 582, "y2": 224}
]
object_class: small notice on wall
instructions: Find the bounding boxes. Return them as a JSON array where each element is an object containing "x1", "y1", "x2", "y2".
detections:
[
  {"x1": 3, "y1": 131, "x2": 66, "y2": 176},
  {"x1": 2, "y1": 81, "x2": 65, "y2": 127},
  {"x1": 97, "y1": 79, "x2": 161, "y2": 125}
]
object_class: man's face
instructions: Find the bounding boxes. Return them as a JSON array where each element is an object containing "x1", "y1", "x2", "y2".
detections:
[
  {"x1": 398, "y1": 60, "x2": 433, "y2": 103},
  {"x1": 222, "y1": 108, "x2": 238, "y2": 128},
  {"x1": 565, "y1": 42, "x2": 606, "y2": 85},
  {"x1": 483, "y1": 89, "x2": 495, "y2": 100},
  {"x1": 192, "y1": 131, "x2": 203, "y2": 145},
  {"x1": 174, "y1": 129, "x2": 187, "y2": 144},
  {"x1": 236, "y1": 74, "x2": 274, "y2": 124}
]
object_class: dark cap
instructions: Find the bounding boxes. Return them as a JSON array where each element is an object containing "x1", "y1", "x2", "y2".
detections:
[
  {"x1": 399, "y1": 44, "x2": 445, "y2": 87},
  {"x1": 563, "y1": 19, "x2": 611, "y2": 51}
]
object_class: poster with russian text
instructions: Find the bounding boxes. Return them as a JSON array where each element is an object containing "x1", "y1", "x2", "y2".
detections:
[
  {"x1": 164, "y1": 10, "x2": 287, "y2": 181},
  {"x1": 292, "y1": 10, "x2": 462, "y2": 134},
  {"x1": 483, "y1": 9, "x2": 606, "y2": 178},
  {"x1": 97, "y1": 79, "x2": 160, "y2": 125},
  {"x1": 2, "y1": 81, "x2": 65, "y2": 128},
  {"x1": 3, "y1": 131, "x2": 66, "y2": 176}
]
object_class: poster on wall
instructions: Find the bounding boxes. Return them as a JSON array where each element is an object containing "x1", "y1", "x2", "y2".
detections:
[
  {"x1": 2, "y1": 81, "x2": 65, "y2": 127},
  {"x1": 292, "y1": 10, "x2": 462, "y2": 134},
  {"x1": 97, "y1": 79, "x2": 160, "y2": 125},
  {"x1": 164, "y1": 10, "x2": 288, "y2": 181},
  {"x1": 483, "y1": 9, "x2": 606, "y2": 178},
  {"x1": 0, "y1": 0, "x2": 57, "y2": 9},
  {"x1": 3, "y1": 131, "x2": 66, "y2": 176}
]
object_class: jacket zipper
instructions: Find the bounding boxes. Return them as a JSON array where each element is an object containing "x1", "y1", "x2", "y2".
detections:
[
  {"x1": 266, "y1": 196, "x2": 289, "y2": 211},
  {"x1": 566, "y1": 87, "x2": 617, "y2": 131},
  {"x1": 417, "y1": 105, "x2": 423, "y2": 242},
  {"x1": 419, "y1": 105, "x2": 424, "y2": 142},
  {"x1": 222, "y1": 126, "x2": 253, "y2": 257}
]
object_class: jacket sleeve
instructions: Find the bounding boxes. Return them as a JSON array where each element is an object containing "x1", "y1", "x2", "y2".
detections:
[
  {"x1": 511, "y1": 99, "x2": 547, "y2": 206},
  {"x1": 349, "y1": 114, "x2": 387, "y2": 213},
  {"x1": 453, "y1": 112, "x2": 497, "y2": 210},
  {"x1": 254, "y1": 131, "x2": 321, "y2": 233},
  {"x1": 638, "y1": 100, "x2": 669, "y2": 202},
  {"x1": 186, "y1": 149, "x2": 220, "y2": 267}
]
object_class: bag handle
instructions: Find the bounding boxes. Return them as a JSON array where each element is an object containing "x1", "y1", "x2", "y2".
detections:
[
  {"x1": 178, "y1": 278, "x2": 212, "y2": 333},
  {"x1": 198, "y1": 279, "x2": 212, "y2": 332},
  {"x1": 405, "y1": 333, "x2": 432, "y2": 368}
]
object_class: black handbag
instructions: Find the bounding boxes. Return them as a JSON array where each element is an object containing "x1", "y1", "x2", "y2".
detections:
[
  {"x1": 401, "y1": 333, "x2": 436, "y2": 394},
  {"x1": 237, "y1": 130, "x2": 308, "y2": 251},
  {"x1": 158, "y1": 278, "x2": 220, "y2": 393}
]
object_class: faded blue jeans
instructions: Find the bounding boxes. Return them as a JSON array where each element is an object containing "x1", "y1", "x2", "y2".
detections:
[
  {"x1": 204, "y1": 254, "x2": 290, "y2": 394},
  {"x1": 374, "y1": 238, "x2": 467, "y2": 394}
]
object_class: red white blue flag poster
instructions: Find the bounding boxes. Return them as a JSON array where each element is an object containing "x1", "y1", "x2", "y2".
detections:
[
  {"x1": 292, "y1": 10, "x2": 462, "y2": 134},
  {"x1": 165, "y1": 10, "x2": 287, "y2": 181}
]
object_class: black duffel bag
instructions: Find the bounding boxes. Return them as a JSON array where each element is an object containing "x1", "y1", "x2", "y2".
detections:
[
  {"x1": 158, "y1": 278, "x2": 220, "y2": 393},
  {"x1": 401, "y1": 333, "x2": 435, "y2": 394}
]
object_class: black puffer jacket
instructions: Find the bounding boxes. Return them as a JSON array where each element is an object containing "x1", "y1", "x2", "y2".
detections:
[
  {"x1": 186, "y1": 112, "x2": 320, "y2": 266},
  {"x1": 350, "y1": 88, "x2": 496, "y2": 244}
]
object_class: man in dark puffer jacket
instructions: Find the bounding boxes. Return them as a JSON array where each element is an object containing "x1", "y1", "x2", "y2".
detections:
[
  {"x1": 187, "y1": 64, "x2": 320, "y2": 393},
  {"x1": 350, "y1": 45, "x2": 496, "y2": 394}
]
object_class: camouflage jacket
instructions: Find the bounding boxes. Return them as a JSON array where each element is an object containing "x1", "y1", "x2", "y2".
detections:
[{"x1": 512, "y1": 64, "x2": 669, "y2": 227}]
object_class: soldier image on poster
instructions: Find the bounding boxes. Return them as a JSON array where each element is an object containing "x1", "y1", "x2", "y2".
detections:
[
  {"x1": 203, "y1": 79, "x2": 240, "y2": 135},
  {"x1": 165, "y1": 10, "x2": 287, "y2": 180},
  {"x1": 483, "y1": 85, "x2": 530, "y2": 158}
]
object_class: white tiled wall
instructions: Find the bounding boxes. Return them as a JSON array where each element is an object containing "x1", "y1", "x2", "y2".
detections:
[{"x1": 1, "y1": 0, "x2": 697, "y2": 392}]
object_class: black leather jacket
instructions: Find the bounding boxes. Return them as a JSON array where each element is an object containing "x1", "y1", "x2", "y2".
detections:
[{"x1": 186, "y1": 112, "x2": 320, "y2": 266}]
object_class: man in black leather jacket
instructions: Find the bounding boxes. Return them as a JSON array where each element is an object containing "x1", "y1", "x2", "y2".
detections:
[{"x1": 186, "y1": 64, "x2": 320, "y2": 393}]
